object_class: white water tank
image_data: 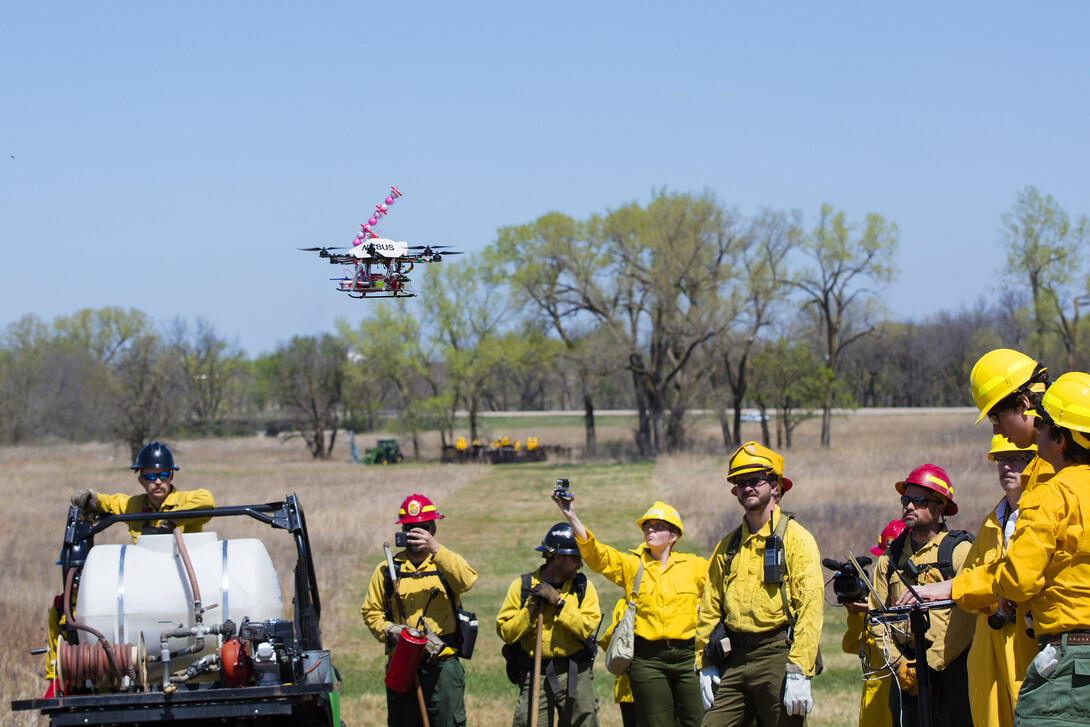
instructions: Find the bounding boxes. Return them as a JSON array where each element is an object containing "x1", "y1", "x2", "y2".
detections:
[{"x1": 74, "y1": 532, "x2": 284, "y2": 676}]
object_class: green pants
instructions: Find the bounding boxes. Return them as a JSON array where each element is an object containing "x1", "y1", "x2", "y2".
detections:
[
  {"x1": 386, "y1": 658, "x2": 466, "y2": 727},
  {"x1": 1014, "y1": 640, "x2": 1090, "y2": 726},
  {"x1": 512, "y1": 656, "x2": 598, "y2": 727},
  {"x1": 628, "y1": 639, "x2": 703, "y2": 727},
  {"x1": 701, "y1": 635, "x2": 803, "y2": 727}
]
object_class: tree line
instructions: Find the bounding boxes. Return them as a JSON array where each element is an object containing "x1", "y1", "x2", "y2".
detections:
[{"x1": 1, "y1": 186, "x2": 1085, "y2": 459}]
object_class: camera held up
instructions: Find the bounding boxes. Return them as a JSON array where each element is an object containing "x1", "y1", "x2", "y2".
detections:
[
  {"x1": 553, "y1": 478, "x2": 572, "y2": 500},
  {"x1": 822, "y1": 556, "x2": 873, "y2": 605}
]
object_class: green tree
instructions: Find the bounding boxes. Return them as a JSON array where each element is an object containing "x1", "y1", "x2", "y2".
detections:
[
  {"x1": 751, "y1": 339, "x2": 827, "y2": 449},
  {"x1": 166, "y1": 318, "x2": 247, "y2": 436},
  {"x1": 267, "y1": 334, "x2": 347, "y2": 459},
  {"x1": 107, "y1": 333, "x2": 183, "y2": 461},
  {"x1": 786, "y1": 205, "x2": 898, "y2": 447},
  {"x1": 999, "y1": 186, "x2": 1090, "y2": 368}
]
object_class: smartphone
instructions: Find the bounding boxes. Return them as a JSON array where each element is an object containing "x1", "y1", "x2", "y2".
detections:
[
  {"x1": 553, "y1": 478, "x2": 572, "y2": 500},
  {"x1": 395, "y1": 531, "x2": 409, "y2": 548}
]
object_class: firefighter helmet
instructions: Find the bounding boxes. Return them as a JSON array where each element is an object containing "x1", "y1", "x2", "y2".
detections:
[
  {"x1": 396, "y1": 494, "x2": 444, "y2": 524},
  {"x1": 1039, "y1": 372, "x2": 1090, "y2": 448},
  {"x1": 129, "y1": 442, "x2": 179, "y2": 471},
  {"x1": 636, "y1": 501, "x2": 684, "y2": 538},
  {"x1": 535, "y1": 522, "x2": 580, "y2": 555},
  {"x1": 871, "y1": 519, "x2": 906, "y2": 556},
  {"x1": 726, "y1": 441, "x2": 793, "y2": 493},
  {"x1": 987, "y1": 434, "x2": 1036, "y2": 462},
  {"x1": 896, "y1": 464, "x2": 957, "y2": 516},
  {"x1": 969, "y1": 349, "x2": 1043, "y2": 425}
]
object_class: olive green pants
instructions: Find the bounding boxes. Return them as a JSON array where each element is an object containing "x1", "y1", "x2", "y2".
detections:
[
  {"x1": 512, "y1": 657, "x2": 598, "y2": 727},
  {"x1": 386, "y1": 658, "x2": 466, "y2": 727},
  {"x1": 1014, "y1": 640, "x2": 1090, "y2": 726},
  {"x1": 701, "y1": 636, "x2": 803, "y2": 727},
  {"x1": 629, "y1": 640, "x2": 703, "y2": 727}
]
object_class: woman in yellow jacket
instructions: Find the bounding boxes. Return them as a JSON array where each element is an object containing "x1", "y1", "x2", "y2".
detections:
[{"x1": 554, "y1": 494, "x2": 707, "y2": 727}]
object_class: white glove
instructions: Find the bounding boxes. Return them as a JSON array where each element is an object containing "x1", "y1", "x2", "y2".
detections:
[
  {"x1": 698, "y1": 666, "x2": 721, "y2": 710},
  {"x1": 783, "y1": 671, "x2": 813, "y2": 716},
  {"x1": 1035, "y1": 644, "x2": 1058, "y2": 678}
]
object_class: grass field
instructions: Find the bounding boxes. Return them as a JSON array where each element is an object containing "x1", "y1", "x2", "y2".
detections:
[{"x1": 0, "y1": 411, "x2": 998, "y2": 726}]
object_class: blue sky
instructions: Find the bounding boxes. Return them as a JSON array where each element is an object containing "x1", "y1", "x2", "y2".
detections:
[{"x1": 2, "y1": 3, "x2": 1088, "y2": 356}]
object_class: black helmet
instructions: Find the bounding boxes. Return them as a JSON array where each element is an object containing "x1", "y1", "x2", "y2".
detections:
[
  {"x1": 535, "y1": 522, "x2": 579, "y2": 556},
  {"x1": 130, "y1": 442, "x2": 179, "y2": 471}
]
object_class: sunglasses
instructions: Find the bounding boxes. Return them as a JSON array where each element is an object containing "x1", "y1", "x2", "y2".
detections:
[
  {"x1": 900, "y1": 495, "x2": 939, "y2": 509},
  {"x1": 987, "y1": 412, "x2": 1002, "y2": 426},
  {"x1": 141, "y1": 471, "x2": 173, "y2": 483},
  {"x1": 643, "y1": 522, "x2": 671, "y2": 533}
]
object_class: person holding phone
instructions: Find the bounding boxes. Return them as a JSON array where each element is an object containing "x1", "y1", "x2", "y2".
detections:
[
  {"x1": 360, "y1": 493, "x2": 478, "y2": 727},
  {"x1": 553, "y1": 488, "x2": 706, "y2": 727}
]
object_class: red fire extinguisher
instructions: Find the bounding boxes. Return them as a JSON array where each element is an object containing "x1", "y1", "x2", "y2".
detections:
[{"x1": 385, "y1": 627, "x2": 427, "y2": 693}]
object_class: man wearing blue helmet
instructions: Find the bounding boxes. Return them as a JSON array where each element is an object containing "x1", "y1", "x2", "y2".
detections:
[
  {"x1": 69, "y1": 441, "x2": 216, "y2": 543},
  {"x1": 497, "y1": 522, "x2": 602, "y2": 727}
]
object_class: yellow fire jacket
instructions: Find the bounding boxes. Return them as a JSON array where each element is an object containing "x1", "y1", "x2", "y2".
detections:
[
  {"x1": 842, "y1": 609, "x2": 892, "y2": 727},
  {"x1": 576, "y1": 528, "x2": 707, "y2": 643},
  {"x1": 869, "y1": 528, "x2": 975, "y2": 671},
  {"x1": 360, "y1": 546, "x2": 478, "y2": 659},
  {"x1": 695, "y1": 506, "x2": 823, "y2": 675},
  {"x1": 949, "y1": 500, "x2": 1038, "y2": 727},
  {"x1": 599, "y1": 597, "x2": 634, "y2": 704},
  {"x1": 94, "y1": 487, "x2": 216, "y2": 543},
  {"x1": 495, "y1": 567, "x2": 601, "y2": 659},
  {"x1": 992, "y1": 464, "x2": 1090, "y2": 636}
]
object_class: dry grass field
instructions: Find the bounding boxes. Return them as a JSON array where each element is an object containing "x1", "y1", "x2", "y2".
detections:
[{"x1": 0, "y1": 410, "x2": 998, "y2": 727}]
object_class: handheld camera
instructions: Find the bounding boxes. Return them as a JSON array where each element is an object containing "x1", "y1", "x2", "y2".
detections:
[
  {"x1": 553, "y1": 478, "x2": 572, "y2": 500},
  {"x1": 822, "y1": 556, "x2": 873, "y2": 604},
  {"x1": 394, "y1": 531, "x2": 409, "y2": 548}
]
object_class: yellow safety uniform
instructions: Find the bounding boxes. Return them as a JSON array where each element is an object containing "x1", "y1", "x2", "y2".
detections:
[
  {"x1": 600, "y1": 597, "x2": 635, "y2": 705},
  {"x1": 947, "y1": 500, "x2": 1038, "y2": 727},
  {"x1": 360, "y1": 546, "x2": 478, "y2": 659},
  {"x1": 496, "y1": 568, "x2": 601, "y2": 658},
  {"x1": 991, "y1": 465, "x2": 1090, "y2": 635},
  {"x1": 94, "y1": 488, "x2": 216, "y2": 543},
  {"x1": 576, "y1": 528, "x2": 707, "y2": 642},
  {"x1": 842, "y1": 609, "x2": 892, "y2": 727},
  {"x1": 696, "y1": 506, "x2": 823, "y2": 675},
  {"x1": 869, "y1": 529, "x2": 975, "y2": 671}
]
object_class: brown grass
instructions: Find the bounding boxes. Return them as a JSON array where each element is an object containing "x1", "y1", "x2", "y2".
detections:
[{"x1": 1, "y1": 412, "x2": 1000, "y2": 727}]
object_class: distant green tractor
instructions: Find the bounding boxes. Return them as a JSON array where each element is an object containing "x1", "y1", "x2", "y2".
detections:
[{"x1": 362, "y1": 439, "x2": 404, "y2": 465}]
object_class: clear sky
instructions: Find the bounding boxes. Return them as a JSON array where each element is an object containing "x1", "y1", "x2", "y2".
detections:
[{"x1": 3, "y1": 3, "x2": 1088, "y2": 356}]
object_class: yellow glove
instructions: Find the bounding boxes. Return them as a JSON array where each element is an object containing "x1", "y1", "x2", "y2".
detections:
[{"x1": 895, "y1": 660, "x2": 919, "y2": 696}]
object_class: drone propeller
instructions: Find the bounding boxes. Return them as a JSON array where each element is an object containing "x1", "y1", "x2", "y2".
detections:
[
  {"x1": 431, "y1": 251, "x2": 464, "y2": 263},
  {"x1": 299, "y1": 246, "x2": 347, "y2": 258},
  {"x1": 407, "y1": 245, "x2": 457, "y2": 250}
]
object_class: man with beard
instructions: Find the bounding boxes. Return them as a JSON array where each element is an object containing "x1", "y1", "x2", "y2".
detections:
[
  {"x1": 869, "y1": 465, "x2": 974, "y2": 727},
  {"x1": 696, "y1": 442, "x2": 823, "y2": 726}
]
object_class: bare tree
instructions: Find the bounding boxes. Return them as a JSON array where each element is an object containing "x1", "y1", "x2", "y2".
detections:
[
  {"x1": 268, "y1": 335, "x2": 347, "y2": 459},
  {"x1": 786, "y1": 205, "x2": 898, "y2": 447}
]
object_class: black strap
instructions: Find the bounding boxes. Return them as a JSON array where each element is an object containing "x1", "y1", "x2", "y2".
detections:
[
  {"x1": 383, "y1": 561, "x2": 462, "y2": 626},
  {"x1": 518, "y1": 570, "x2": 596, "y2": 656},
  {"x1": 720, "y1": 511, "x2": 797, "y2": 639},
  {"x1": 884, "y1": 529, "x2": 974, "y2": 588}
]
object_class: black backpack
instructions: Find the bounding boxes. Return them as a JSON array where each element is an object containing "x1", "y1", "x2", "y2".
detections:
[
  {"x1": 883, "y1": 528, "x2": 974, "y2": 590},
  {"x1": 501, "y1": 572, "x2": 595, "y2": 684}
]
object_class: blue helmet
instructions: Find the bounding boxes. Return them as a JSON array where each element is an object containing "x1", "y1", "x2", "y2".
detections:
[
  {"x1": 535, "y1": 522, "x2": 579, "y2": 556},
  {"x1": 130, "y1": 442, "x2": 179, "y2": 471}
]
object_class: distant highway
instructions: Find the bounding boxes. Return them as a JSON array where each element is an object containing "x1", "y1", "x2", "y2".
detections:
[{"x1": 468, "y1": 407, "x2": 978, "y2": 418}]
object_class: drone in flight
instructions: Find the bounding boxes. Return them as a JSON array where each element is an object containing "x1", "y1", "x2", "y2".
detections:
[{"x1": 299, "y1": 186, "x2": 462, "y2": 298}]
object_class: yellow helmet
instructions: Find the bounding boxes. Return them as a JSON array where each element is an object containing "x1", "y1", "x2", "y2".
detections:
[
  {"x1": 1039, "y1": 372, "x2": 1090, "y2": 448},
  {"x1": 986, "y1": 434, "x2": 1036, "y2": 462},
  {"x1": 969, "y1": 349, "x2": 1042, "y2": 425},
  {"x1": 636, "y1": 501, "x2": 684, "y2": 538},
  {"x1": 726, "y1": 441, "x2": 793, "y2": 493}
]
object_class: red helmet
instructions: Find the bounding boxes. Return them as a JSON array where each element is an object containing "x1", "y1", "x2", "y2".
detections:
[
  {"x1": 396, "y1": 494, "x2": 444, "y2": 524},
  {"x1": 896, "y1": 464, "x2": 957, "y2": 516},
  {"x1": 871, "y1": 519, "x2": 906, "y2": 556}
]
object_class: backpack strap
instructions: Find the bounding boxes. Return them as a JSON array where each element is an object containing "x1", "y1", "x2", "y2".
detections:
[
  {"x1": 773, "y1": 511, "x2": 797, "y2": 640},
  {"x1": 883, "y1": 530, "x2": 912, "y2": 590},
  {"x1": 384, "y1": 561, "x2": 462, "y2": 627},
  {"x1": 936, "y1": 529, "x2": 973, "y2": 580}
]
